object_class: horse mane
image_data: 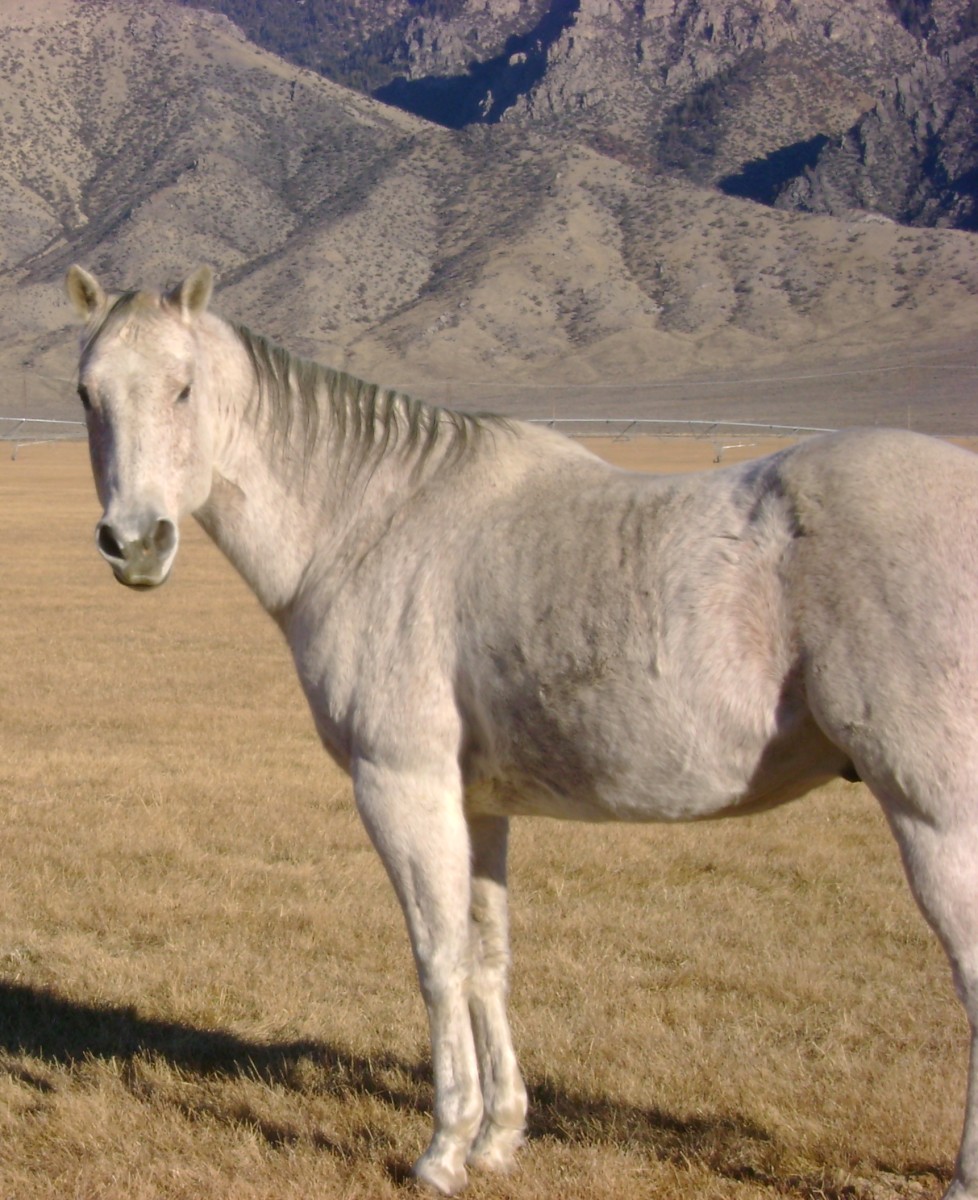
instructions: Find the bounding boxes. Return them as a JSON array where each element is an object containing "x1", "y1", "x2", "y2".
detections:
[
  {"x1": 231, "y1": 322, "x2": 508, "y2": 478},
  {"x1": 83, "y1": 290, "x2": 506, "y2": 479}
]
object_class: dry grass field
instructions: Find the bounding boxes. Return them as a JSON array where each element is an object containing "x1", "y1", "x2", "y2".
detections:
[{"x1": 0, "y1": 437, "x2": 970, "y2": 1199}]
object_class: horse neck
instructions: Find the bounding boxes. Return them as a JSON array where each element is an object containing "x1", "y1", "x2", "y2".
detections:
[
  {"x1": 192, "y1": 316, "x2": 443, "y2": 621},
  {"x1": 191, "y1": 317, "x2": 332, "y2": 618}
]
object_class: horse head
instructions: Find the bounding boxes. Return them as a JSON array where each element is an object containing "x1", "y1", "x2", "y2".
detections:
[{"x1": 66, "y1": 265, "x2": 217, "y2": 588}]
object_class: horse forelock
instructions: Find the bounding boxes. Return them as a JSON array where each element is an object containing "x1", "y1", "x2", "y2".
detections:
[
  {"x1": 80, "y1": 289, "x2": 171, "y2": 366},
  {"x1": 229, "y1": 321, "x2": 508, "y2": 479}
]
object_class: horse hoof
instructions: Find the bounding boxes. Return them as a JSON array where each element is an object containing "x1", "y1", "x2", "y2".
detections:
[
  {"x1": 943, "y1": 1184, "x2": 978, "y2": 1200},
  {"x1": 412, "y1": 1154, "x2": 468, "y2": 1196},
  {"x1": 466, "y1": 1123, "x2": 524, "y2": 1173}
]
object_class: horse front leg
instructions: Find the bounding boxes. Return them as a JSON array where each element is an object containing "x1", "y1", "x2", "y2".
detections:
[
  {"x1": 352, "y1": 757, "x2": 482, "y2": 1196},
  {"x1": 466, "y1": 814, "x2": 528, "y2": 1173}
]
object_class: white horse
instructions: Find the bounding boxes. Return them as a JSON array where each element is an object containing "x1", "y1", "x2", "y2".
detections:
[{"x1": 66, "y1": 264, "x2": 978, "y2": 1198}]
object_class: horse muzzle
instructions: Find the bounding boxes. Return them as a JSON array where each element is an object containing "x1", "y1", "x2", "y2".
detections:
[{"x1": 95, "y1": 515, "x2": 178, "y2": 588}]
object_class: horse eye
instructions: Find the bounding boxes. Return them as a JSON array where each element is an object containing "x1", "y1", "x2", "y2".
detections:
[
  {"x1": 177, "y1": 384, "x2": 191, "y2": 404},
  {"x1": 77, "y1": 384, "x2": 92, "y2": 411}
]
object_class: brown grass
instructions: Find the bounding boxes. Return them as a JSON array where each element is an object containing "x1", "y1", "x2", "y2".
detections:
[{"x1": 0, "y1": 439, "x2": 966, "y2": 1199}]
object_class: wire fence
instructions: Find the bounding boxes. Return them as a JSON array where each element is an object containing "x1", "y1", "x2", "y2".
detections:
[
  {"x1": 2, "y1": 415, "x2": 834, "y2": 449},
  {"x1": 3, "y1": 357, "x2": 975, "y2": 455},
  {"x1": 0, "y1": 416, "x2": 86, "y2": 458},
  {"x1": 527, "y1": 417, "x2": 837, "y2": 440}
]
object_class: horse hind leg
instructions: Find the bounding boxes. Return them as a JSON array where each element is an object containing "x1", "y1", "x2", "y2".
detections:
[
  {"x1": 881, "y1": 796, "x2": 978, "y2": 1200},
  {"x1": 466, "y1": 814, "x2": 528, "y2": 1173}
]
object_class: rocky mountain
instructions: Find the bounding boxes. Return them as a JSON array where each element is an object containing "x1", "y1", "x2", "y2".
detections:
[
  {"x1": 180, "y1": 0, "x2": 978, "y2": 229},
  {"x1": 776, "y1": 35, "x2": 978, "y2": 228},
  {"x1": 2, "y1": 0, "x2": 977, "y2": 434}
]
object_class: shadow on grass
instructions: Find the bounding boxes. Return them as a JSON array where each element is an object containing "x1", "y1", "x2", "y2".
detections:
[
  {"x1": 528, "y1": 1080, "x2": 948, "y2": 1198},
  {"x1": 529, "y1": 1075, "x2": 770, "y2": 1155},
  {"x1": 0, "y1": 978, "x2": 427, "y2": 1106},
  {"x1": 0, "y1": 980, "x2": 948, "y2": 1196}
]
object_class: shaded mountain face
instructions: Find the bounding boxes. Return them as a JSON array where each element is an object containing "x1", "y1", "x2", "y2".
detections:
[
  {"x1": 373, "y1": 0, "x2": 581, "y2": 128},
  {"x1": 175, "y1": 0, "x2": 978, "y2": 231},
  {"x1": 774, "y1": 37, "x2": 978, "y2": 229},
  {"x1": 167, "y1": 0, "x2": 557, "y2": 93}
]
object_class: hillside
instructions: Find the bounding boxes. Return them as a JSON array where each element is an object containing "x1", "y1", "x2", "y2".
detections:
[{"x1": 2, "y1": 0, "x2": 977, "y2": 435}]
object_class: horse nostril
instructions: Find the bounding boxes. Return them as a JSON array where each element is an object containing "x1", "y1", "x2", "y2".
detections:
[
  {"x1": 96, "y1": 521, "x2": 125, "y2": 563},
  {"x1": 150, "y1": 518, "x2": 177, "y2": 558},
  {"x1": 96, "y1": 516, "x2": 178, "y2": 579}
]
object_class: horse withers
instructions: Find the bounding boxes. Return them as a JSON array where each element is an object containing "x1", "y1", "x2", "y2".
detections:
[{"x1": 67, "y1": 264, "x2": 978, "y2": 1198}]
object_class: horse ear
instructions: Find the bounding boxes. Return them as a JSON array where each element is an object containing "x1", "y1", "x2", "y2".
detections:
[
  {"x1": 66, "y1": 265, "x2": 107, "y2": 319},
  {"x1": 164, "y1": 266, "x2": 214, "y2": 318}
]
